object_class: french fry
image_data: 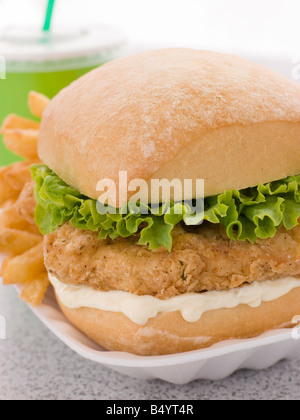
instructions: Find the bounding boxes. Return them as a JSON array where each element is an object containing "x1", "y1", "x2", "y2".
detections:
[
  {"x1": 0, "y1": 194, "x2": 18, "y2": 209},
  {"x1": 0, "y1": 91, "x2": 51, "y2": 305},
  {"x1": 1, "y1": 199, "x2": 17, "y2": 209},
  {"x1": 0, "y1": 161, "x2": 33, "y2": 205},
  {"x1": 0, "y1": 228, "x2": 42, "y2": 256},
  {"x1": 28, "y1": 91, "x2": 50, "y2": 119},
  {"x1": 0, "y1": 206, "x2": 41, "y2": 235},
  {"x1": 3, "y1": 162, "x2": 32, "y2": 189},
  {"x1": 0, "y1": 256, "x2": 12, "y2": 277},
  {"x1": 2, "y1": 243, "x2": 44, "y2": 285},
  {"x1": 0, "y1": 167, "x2": 20, "y2": 203},
  {"x1": 20, "y1": 273, "x2": 50, "y2": 306},
  {"x1": 2, "y1": 128, "x2": 39, "y2": 159},
  {"x1": 14, "y1": 182, "x2": 36, "y2": 225},
  {"x1": 1, "y1": 114, "x2": 40, "y2": 132}
]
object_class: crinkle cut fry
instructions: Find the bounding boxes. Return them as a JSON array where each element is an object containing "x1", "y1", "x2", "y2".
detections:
[{"x1": 0, "y1": 92, "x2": 50, "y2": 305}]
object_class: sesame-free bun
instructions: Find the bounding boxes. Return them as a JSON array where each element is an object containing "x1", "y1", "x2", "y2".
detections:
[
  {"x1": 38, "y1": 48, "x2": 300, "y2": 207},
  {"x1": 56, "y1": 286, "x2": 300, "y2": 356}
]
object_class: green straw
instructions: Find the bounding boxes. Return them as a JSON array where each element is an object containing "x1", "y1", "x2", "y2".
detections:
[{"x1": 43, "y1": 0, "x2": 56, "y2": 32}]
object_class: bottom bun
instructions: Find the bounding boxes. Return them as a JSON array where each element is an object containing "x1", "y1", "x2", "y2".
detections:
[{"x1": 56, "y1": 287, "x2": 300, "y2": 356}]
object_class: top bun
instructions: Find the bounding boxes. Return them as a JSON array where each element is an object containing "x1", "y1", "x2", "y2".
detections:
[{"x1": 38, "y1": 48, "x2": 300, "y2": 207}]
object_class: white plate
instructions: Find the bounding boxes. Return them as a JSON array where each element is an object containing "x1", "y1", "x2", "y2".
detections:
[{"x1": 14, "y1": 284, "x2": 300, "y2": 384}]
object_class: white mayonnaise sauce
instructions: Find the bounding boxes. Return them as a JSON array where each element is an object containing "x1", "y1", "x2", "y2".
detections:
[{"x1": 49, "y1": 274, "x2": 300, "y2": 326}]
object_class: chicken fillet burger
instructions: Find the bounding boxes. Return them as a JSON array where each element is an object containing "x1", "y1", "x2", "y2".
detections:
[{"x1": 31, "y1": 48, "x2": 300, "y2": 355}]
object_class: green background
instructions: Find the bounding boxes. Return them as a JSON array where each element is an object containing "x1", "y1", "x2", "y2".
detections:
[{"x1": 0, "y1": 66, "x2": 95, "y2": 166}]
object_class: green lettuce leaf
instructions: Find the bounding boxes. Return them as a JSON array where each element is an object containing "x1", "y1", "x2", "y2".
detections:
[{"x1": 31, "y1": 164, "x2": 300, "y2": 251}]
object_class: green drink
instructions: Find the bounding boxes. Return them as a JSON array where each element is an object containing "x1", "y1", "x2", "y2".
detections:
[{"x1": 0, "y1": 25, "x2": 126, "y2": 165}]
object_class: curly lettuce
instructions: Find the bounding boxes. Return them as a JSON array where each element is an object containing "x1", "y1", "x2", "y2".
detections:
[{"x1": 31, "y1": 164, "x2": 300, "y2": 251}]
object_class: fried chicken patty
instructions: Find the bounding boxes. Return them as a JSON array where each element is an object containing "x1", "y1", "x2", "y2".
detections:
[{"x1": 44, "y1": 221, "x2": 300, "y2": 299}]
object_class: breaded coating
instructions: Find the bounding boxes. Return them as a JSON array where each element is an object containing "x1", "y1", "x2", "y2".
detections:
[{"x1": 44, "y1": 221, "x2": 300, "y2": 299}]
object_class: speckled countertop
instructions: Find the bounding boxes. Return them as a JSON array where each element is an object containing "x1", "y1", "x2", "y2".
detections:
[{"x1": 0, "y1": 284, "x2": 300, "y2": 400}]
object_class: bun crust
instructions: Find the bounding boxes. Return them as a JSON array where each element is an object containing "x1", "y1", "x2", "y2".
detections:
[
  {"x1": 39, "y1": 49, "x2": 300, "y2": 206},
  {"x1": 56, "y1": 287, "x2": 300, "y2": 356}
]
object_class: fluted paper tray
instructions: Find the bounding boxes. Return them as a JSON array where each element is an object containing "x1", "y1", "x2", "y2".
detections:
[{"x1": 14, "y1": 284, "x2": 300, "y2": 384}]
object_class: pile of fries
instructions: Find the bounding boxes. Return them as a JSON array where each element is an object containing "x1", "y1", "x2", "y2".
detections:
[{"x1": 0, "y1": 92, "x2": 50, "y2": 305}]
